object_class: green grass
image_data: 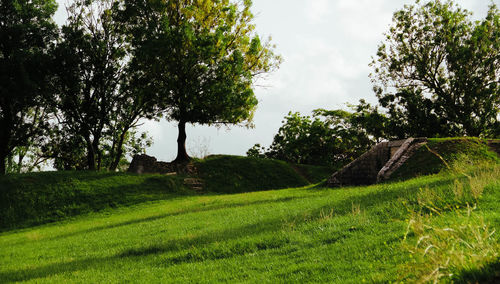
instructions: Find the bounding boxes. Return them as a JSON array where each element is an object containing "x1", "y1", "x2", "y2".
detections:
[
  {"x1": 1, "y1": 159, "x2": 498, "y2": 282},
  {"x1": 0, "y1": 156, "x2": 330, "y2": 231},
  {"x1": 292, "y1": 163, "x2": 335, "y2": 184},
  {"x1": 196, "y1": 155, "x2": 321, "y2": 193},
  {"x1": 0, "y1": 171, "x2": 191, "y2": 232}
]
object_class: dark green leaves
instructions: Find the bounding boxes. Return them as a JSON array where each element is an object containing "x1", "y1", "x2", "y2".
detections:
[
  {"x1": 371, "y1": 0, "x2": 499, "y2": 138},
  {"x1": 0, "y1": 0, "x2": 58, "y2": 174}
]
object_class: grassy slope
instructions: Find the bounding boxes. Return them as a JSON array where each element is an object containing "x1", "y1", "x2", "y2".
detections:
[
  {"x1": 0, "y1": 171, "x2": 191, "y2": 231},
  {"x1": 391, "y1": 137, "x2": 499, "y2": 180},
  {"x1": 0, "y1": 157, "x2": 330, "y2": 231},
  {"x1": 0, "y1": 163, "x2": 498, "y2": 283},
  {"x1": 196, "y1": 156, "x2": 311, "y2": 193},
  {"x1": 293, "y1": 164, "x2": 334, "y2": 184}
]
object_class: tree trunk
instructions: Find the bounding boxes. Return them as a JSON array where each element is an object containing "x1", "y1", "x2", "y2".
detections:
[
  {"x1": 174, "y1": 120, "x2": 190, "y2": 163},
  {"x1": 86, "y1": 139, "x2": 96, "y2": 170},
  {"x1": 0, "y1": 118, "x2": 11, "y2": 175},
  {"x1": 109, "y1": 129, "x2": 128, "y2": 171},
  {"x1": 91, "y1": 131, "x2": 102, "y2": 171},
  {"x1": 0, "y1": 129, "x2": 11, "y2": 175},
  {"x1": 17, "y1": 151, "x2": 25, "y2": 174},
  {"x1": 0, "y1": 151, "x2": 6, "y2": 175}
]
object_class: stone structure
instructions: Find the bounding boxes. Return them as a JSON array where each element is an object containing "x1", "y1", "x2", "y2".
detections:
[
  {"x1": 327, "y1": 138, "x2": 427, "y2": 187},
  {"x1": 377, "y1": 138, "x2": 428, "y2": 182},
  {"x1": 128, "y1": 154, "x2": 176, "y2": 174},
  {"x1": 183, "y1": 178, "x2": 204, "y2": 191},
  {"x1": 487, "y1": 140, "x2": 500, "y2": 156},
  {"x1": 128, "y1": 154, "x2": 198, "y2": 175}
]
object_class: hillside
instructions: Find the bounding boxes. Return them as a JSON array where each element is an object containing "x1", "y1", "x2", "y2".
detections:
[
  {"x1": 0, "y1": 157, "x2": 330, "y2": 231},
  {"x1": 196, "y1": 155, "x2": 332, "y2": 193},
  {"x1": 0, "y1": 157, "x2": 498, "y2": 282}
]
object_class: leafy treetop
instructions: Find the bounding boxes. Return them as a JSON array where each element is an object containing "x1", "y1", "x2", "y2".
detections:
[
  {"x1": 120, "y1": 0, "x2": 282, "y2": 161},
  {"x1": 371, "y1": 0, "x2": 499, "y2": 138}
]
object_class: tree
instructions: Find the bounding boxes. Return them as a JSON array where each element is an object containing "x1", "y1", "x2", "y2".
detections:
[
  {"x1": 378, "y1": 88, "x2": 450, "y2": 139},
  {"x1": 248, "y1": 107, "x2": 377, "y2": 168},
  {"x1": 54, "y1": 0, "x2": 158, "y2": 171},
  {"x1": 345, "y1": 100, "x2": 388, "y2": 142},
  {"x1": 121, "y1": 0, "x2": 281, "y2": 162},
  {"x1": 0, "y1": 0, "x2": 58, "y2": 175},
  {"x1": 371, "y1": 0, "x2": 499, "y2": 138},
  {"x1": 103, "y1": 73, "x2": 159, "y2": 171}
]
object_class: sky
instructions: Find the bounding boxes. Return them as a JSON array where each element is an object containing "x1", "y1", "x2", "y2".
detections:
[{"x1": 53, "y1": 0, "x2": 497, "y2": 162}]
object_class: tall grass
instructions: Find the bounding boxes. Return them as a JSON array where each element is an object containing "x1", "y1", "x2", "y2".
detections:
[{"x1": 401, "y1": 157, "x2": 500, "y2": 283}]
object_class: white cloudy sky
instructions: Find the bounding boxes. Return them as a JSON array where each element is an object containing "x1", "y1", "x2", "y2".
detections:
[{"x1": 54, "y1": 0, "x2": 496, "y2": 161}]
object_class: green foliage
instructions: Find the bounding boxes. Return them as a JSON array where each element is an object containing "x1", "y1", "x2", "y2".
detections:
[
  {"x1": 120, "y1": 0, "x2": 281, "y2": 161},
  {"x1": 371, "y1": 0, "x2": 500, "y2": 138},
  {"x1": 0, "y1": 157, "x2": 499, "y2": 282},
  {"x1": 0, "y1": 0, "x2": 58, "y2": 174},
  {"x1": 43, "y1": 129, "x2": 89, "y2": 171},
  {"x1": 248, "y1": 104, "x2": 380, "y2": 168},
  {"x1": 52, "y1": 0, "x2": 159, "y2": 171}
]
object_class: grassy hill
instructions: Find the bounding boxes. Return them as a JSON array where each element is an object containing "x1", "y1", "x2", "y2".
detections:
[
  {"x1": 0, "y1": 157, "x2": 498, "y2": 282},
  {"x1": 196, "y1": 155, "x2": 332, "y2": 193},
  {"x1": 0, "y1": 139, "x2": 499, "y2": 282},
  {"x1": 0, "y1": 156, "x2": 330, "y2": 231}
]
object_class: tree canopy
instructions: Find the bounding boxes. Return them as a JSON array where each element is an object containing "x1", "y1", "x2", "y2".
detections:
[
  {"x1": 371, "y1": 0, "x2": 500, "y2": 138},
  {"x1": 0, "y1": 0, "x2": 58, "y2": 174},
  {"x1": 52, "y1": 0, "x2": 157, "y2": 171},
  {"x1": 247, "y1": 104, "x2": 380, "y2": 168},
  {"x1": 121, "y1": 0, "x2": 281, "y2": 162},
  {"x1": 4, "y1": 0, "x2": 498, "y2": 175}
]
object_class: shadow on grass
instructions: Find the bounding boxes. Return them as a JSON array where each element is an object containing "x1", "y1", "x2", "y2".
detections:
[
  {"x1": 0, "y1": 175, "x2": 459, "y2": 282},
  {"x1": 35, "y1": 195, "x2": 315, "y2": 243},
  {"x1": 0, "y1": 212, "x2": 289, "y2": 282},
  {"x1": 453, "y1": 260, "x2": 500, "y2": 283},
  {"x1": 0, "y1": 174, "x2": 190, "y2": 233},
  {"x1": 15, "y1": 175, "x2": 450, "y2": 244}
]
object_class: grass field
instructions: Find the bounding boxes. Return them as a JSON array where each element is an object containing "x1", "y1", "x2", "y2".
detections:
[
  {"x1": 0, "y1": 157, "x2": 329, "y2": 232},
  {"x1": 1, "y1": 157, "x2": 499, "y2": 283}
]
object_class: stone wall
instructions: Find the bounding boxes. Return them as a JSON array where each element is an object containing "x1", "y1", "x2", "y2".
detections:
[
  {"x1": 377, "y1": 138, "x2": 428, "y2": 182},
  {"x1": 128, "y1": 155, "x2": 176, "y2": 174},
  {"x1": 128, "y1": 154, "x2": 198, "y2": 175},
  {"x1": 327, "y1": 142, "x2": 391, "y2": 187},
  {"x1": 327, "y1": 138, "x2": 427, "y2": 187},
  {"x1": 487, "y1": 140, "x2": 500, "y2": 156}
]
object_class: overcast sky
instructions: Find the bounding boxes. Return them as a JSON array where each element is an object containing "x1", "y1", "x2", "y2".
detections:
[{"x1": 54, "y1": 0, "x2": 496, "y2": 162}]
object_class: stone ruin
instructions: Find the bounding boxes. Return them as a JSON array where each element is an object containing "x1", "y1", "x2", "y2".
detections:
[
  {"x1": 128, "y1": 138, "x2": 499, "y2": 189},
  {"x1": 128, "y1": 154, "x2": 203, "y2": 191},
  {"x1": 127, "y1": 154, "x2": 197, "y2": 175},
  {"x1": 488, "y1": 140, "x2": 500, "y2": 156},
  {"x1": 327, "y1": 138, "x2": 428, "y2": 187},
  {"x1": 128, "y1": 154, "x2": 175, "y2": 174}
]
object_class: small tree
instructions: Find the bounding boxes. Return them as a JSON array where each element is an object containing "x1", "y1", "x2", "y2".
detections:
[
  {"x1": 121, "y1": 0, "x2": 281, "y2": 162},
  {"x1": 0, "y1": 0, "x2": 58, "y2": 174},
  {"x1": 248, "y1": 107, "x2": 377, "y2": 168},
  {"x1": 371, "y1": 0, "x2": 499, "y2": 138}
]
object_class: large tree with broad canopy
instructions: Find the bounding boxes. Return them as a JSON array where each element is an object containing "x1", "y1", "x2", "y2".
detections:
[{"x1": 119, "y1": 0, "x2": 281, "y2": 162}]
